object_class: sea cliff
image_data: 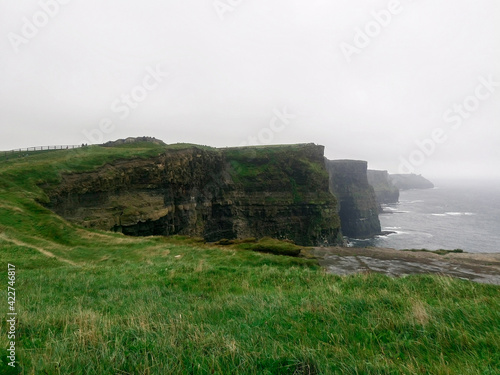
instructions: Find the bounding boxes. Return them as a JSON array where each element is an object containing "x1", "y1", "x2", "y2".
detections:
[
  {"x1": 44, "y1": 143, "x2": 341, "y2": 246},
  {"x1": 367, "y1": 170, "x2": 399, "y2": 205},
  {"x1": 326, "y1": 160, "x2": 381, "y2": 238}
]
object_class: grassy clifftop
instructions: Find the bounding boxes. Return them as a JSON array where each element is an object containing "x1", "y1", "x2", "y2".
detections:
[
  {"x1": 0, "y1": 143, "x2": 169, "y2": 246},
  {"x1": 0, "y1": 144, "x2": 499, "y2": 374}
]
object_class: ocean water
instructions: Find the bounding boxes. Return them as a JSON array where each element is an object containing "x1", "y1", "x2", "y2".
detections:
[{"x1": 349, "y1": 180, "x2": 500, "y2": 253}]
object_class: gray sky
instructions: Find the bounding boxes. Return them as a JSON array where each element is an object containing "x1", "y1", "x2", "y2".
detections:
[{"x1": 1, "y1": 0, "x2": 499, "y2": 180}]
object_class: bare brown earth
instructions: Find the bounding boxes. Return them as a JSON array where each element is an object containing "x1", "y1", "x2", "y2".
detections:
[{"x1": 308, "y1": 247, "x2": 500, "y2": 285}]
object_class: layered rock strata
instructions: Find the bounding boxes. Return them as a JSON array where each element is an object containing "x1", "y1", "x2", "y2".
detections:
[
  {"x1": 326, "y1": 160, "x2": 381, "y2": 238},
  {"x1": 44, "y1": 144, "x2": 341, "y2": 246}
]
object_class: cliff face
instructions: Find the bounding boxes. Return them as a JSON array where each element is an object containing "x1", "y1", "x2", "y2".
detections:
[
  {"x1": 326, "y1": 160, "x2": 381, "y2": 238},
  {"x1": 390, "y1": 174, "x2": 434, "y2": 190},
  {"x1": 367, "y1": 170, "x2": 399, "y2": 204},
  {"x1": 44, "y1": 144, "x2": 341, "y2": 246}
]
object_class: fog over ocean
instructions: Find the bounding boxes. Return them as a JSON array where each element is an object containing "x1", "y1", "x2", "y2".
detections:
[{"x1": 350, "y1": 179, "x2": 500, "y2": 253}]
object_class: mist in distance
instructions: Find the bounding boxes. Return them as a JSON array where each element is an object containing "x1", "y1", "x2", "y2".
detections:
[{"x1": 0, "y1": 0, "x2": 499, "y2": 181}]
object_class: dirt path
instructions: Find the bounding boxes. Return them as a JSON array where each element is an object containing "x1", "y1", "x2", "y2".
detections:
[
  {"x1": 309, "y1": 247, "x2": 500, "y2": 285},
  {"x1": 0, "y1": 234, "x2": 79, "y2": 267}
]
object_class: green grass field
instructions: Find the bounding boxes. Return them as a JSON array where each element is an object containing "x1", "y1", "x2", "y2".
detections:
[{"x1": 0, "y1": 145, "x2": 499, "y2": 374}]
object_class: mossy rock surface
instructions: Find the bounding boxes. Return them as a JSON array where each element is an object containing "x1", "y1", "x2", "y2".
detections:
[{"x1": 236, "y1": 237, "x2": 303, "y2": 257}]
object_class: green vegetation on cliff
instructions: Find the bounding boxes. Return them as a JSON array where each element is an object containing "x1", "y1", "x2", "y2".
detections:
[
  {"x1": 36, "y1": 143, "x2": 340, "y2": 246},
  {"x1": 0, "y1": 144, "x2": 499, "y2": 374},
  {"x1": 224, "y1": 144, "x2": 340, "y2": 245},
  {"x1": 1, "y1": 142, "x2": 340, "y2": 246},
  {"x1": 0, "y1": 144, "x2": 168, "y2": 243}
]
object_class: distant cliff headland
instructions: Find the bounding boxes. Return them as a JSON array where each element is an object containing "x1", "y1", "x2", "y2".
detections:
[
  {"x1": 389, "y1": 174, "x2": 434, "y2": 190},
  {"x1": 37, "y1": 137, "x2": 434, "y2": 245}
]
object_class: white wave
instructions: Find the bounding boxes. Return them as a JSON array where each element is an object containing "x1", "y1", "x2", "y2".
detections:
[
  {"x1": 417, "y1": 232, "x2": 434, "y2": 238},
  {"x1": 381, "y1": 230, "x2": 408, "y2": 237},
  {"x1": 383, "y1": 206, "x2": 398, "y2": 211},
  {"x1": 445, "y1": 212, "x2": 476, "y2": 216},
  {"x1": 431, "y1": 212, "x2": 476, "y2": 218}
]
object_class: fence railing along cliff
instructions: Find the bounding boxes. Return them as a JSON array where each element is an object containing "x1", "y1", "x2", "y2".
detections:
[{"x1": 1, "y1": 144, "x2": 84, "y2": 159}]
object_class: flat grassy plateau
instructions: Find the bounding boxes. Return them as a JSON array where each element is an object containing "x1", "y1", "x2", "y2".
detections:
[{"x1": 0, "y1": 145, "x2": 498, "y2": 374}]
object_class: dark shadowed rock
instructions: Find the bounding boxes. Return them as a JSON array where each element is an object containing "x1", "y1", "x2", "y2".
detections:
[
  {"x1": 326, "y1": 160, "x2": 381, "y2": 238},
  {"x1": 42, "y1": 143, "x2": 341, "y2": 246}
]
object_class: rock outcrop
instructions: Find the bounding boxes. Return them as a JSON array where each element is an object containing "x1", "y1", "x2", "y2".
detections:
[
  {"x1": 102, "y1": 136, "x2": 166, "y2": 147},
  {"x1": 326, "y1": 160, "x2": 381, "y2": 238},
  {"x1": 43, "y1": 143, "x2": 341, "y2": 246},
  {"x1": 390, "y1": 174, "x2": 434, "y2": 190},
  {"x1": 367, "y1": 170, "x2": 399, "y2": 204}
]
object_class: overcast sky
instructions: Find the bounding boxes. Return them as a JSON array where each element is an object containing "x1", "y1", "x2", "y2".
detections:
[{"x1": 1, "y1": 0, "x2": 499, "y2": 180}]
